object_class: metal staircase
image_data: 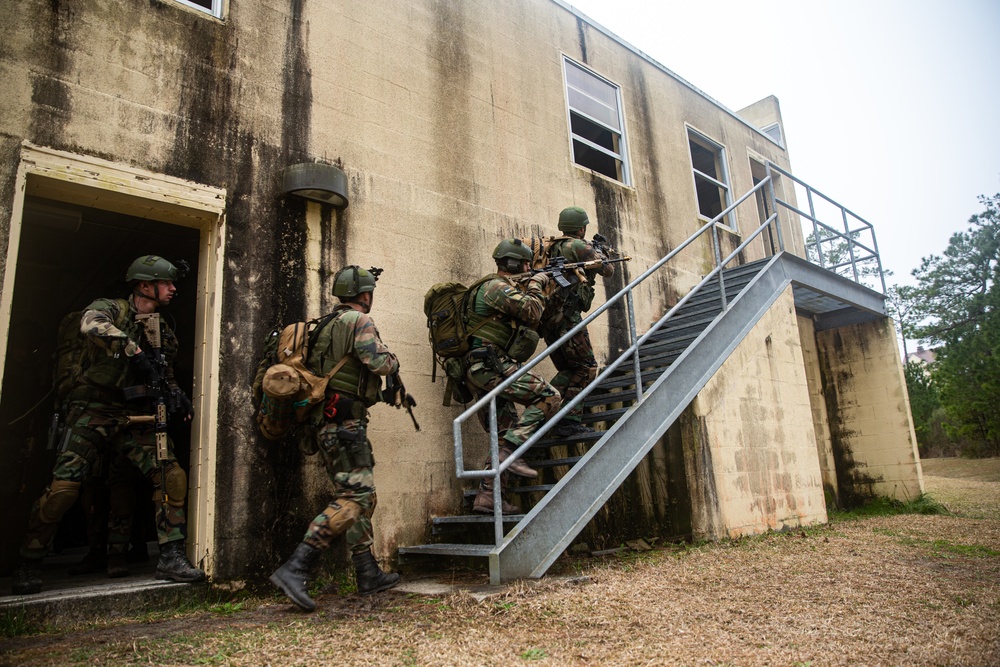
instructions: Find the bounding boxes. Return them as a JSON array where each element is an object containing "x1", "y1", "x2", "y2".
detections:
[{"x1": 400, "y1": 162, "x2": 889, "y2": 583}]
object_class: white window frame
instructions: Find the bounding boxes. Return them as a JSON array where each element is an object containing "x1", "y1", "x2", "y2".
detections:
[
  {"x1": 172, "y1": 0, "x2": 224, "y2": 19},
  {"x1": 563, "y1": 57, "x2": 631, "y2": 185},
  {"x1": 687, "y1": 127, "x2": 734, "y2": 229},
  {"x1": 761, "y1": 122, "x2": 783, "y2": 147}
]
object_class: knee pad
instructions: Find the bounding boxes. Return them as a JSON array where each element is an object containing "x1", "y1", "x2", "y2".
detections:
[
  {"x1": 39, "y1": 480, "x2": 81, "y2": 524},
  {"x1": 323, "y1": 500, "x2": 362, "y2": 538},
  {"x1": 164, "y1": 463, "x2": 187, "y2": 507}
]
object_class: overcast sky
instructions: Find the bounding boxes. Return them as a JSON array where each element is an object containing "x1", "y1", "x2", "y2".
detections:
[{"x1": 564, "y1": 0, "x2": 1000, "y2": 286}]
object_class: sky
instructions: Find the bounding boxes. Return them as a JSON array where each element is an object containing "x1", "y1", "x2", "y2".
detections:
[{"x1": 564, "y1": 0, "x2": 1000, "y2": 286}]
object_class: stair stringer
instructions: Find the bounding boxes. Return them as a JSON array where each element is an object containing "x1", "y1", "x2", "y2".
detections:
[{"x1": 491, "y1": 255, "x2": 796, "y2": 583}]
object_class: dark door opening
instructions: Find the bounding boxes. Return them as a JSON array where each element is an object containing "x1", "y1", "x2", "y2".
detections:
[{"x1": 0, "y1": 195, "x2": 200, "y2": 589}]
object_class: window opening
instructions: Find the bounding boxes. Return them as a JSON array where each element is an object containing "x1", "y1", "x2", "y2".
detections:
[
  {"x1": 688, "y1": 129, "x2": 732, "y2": 227},
  {"x1": 172, "y1": 0, "x2": 223, "y2": 18},
  {"x1": 761, "y1": 122, "x2": 783, "y2": 146},
  {"x1": 564, "y1": 58, "x2": 630, "y2": 184}
]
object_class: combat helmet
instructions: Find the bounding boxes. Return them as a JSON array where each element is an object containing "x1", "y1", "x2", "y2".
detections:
[
  {"x1": 557, "y1": 206, "x2": 590, "y2": 232},
  {"x1": 332, "y1": 265, "x2": 379, "y2": 298},
  {"x1": 492, "y1": 238, "x2": 533, "y2": 263},
  {"x1": 126, "y1": 255, "x2": 185, "y2": 283}
]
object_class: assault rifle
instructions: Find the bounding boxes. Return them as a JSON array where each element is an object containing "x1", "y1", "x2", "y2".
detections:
[
  {"x1": 131, "y1": 313, "x2": 171, "y2": 465},
  {"x1": 383, "y1": 372, "x2": 420, "y2": 431},
  {"x1": 512, "y1": 254, "x2": 631, "y2": 287}
]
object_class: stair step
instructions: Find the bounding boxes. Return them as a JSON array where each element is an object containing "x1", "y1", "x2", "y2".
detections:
[
  {"x1": 536, "y1": 430, "x2": 604, "y2": 447},
  {"x1": 398, "y1": 543, "x2": 493, "y2": 558},
  {"x1": 582, "y1": 407, "x2": 628, "y2": 423},
  {"x1": 528, "y1": 456, "x2": 583, "y2": 468},
  {"x1": 432, "y1": 514, "x2": 525, "y2": 526},
  {"x1": 463, "y1": 484, "x2": 554, "y2": 499}
]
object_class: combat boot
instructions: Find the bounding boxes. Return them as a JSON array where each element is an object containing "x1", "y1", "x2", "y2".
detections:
[
  {"x1": 155, "y1": 540, "x2": 206, "y2": 583},
  {"x1": 499, "y1": 446, "x2": 537, "y2": 478},
  {"x1": 106, "y1": 552, "x2": 130, "y2": 578},
  {"x1": 12, "y1": 558, "x2": 43, "y2": 595},
  {"x1": 68, "y1": 548, "x2": 107, "y2": 576},
  {"x1": 351, "y1": 549, "x2": 400, "y2": 596},
  {"x1": 553, "y1": 421, "x2": 596, "y2": 438},
  {"x1": 472, "y1": 488, "x2": 519, "y2": 514},
  {"x1": 270, "y1": 542, "x2": 321, "y2": 612}
]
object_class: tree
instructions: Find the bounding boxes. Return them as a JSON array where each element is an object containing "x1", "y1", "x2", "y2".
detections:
[
  {"x1": 884, "y1": 282, "x2": 916, "y2": 359},
  {"x1": 905, "y1": 193, "x2": 1000, "y2": 456},
  {"x1": 902, "y1": 360, "x2": 941, "y2": 455}
]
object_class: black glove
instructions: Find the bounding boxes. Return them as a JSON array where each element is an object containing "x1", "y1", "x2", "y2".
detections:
[
  {"x1": 171, "y1": 389, "x2": 194, "y2": 421},
  {"x1": 130, "y1": 350, "x2": 159, "y2": 385}
]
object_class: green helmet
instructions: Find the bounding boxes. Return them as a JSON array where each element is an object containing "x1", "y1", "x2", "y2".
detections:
[
  {"x1": 126, "y1": 255, "x2": 182, "y2": 282},
  {"x1": 332, "y1": 265, "x2": 378, "y2": 297},
  {"x1": 558, "y1": 206, "x2": 590, "y2": 232},
  {"x1": 492, "y1": 238, "x2": 533, "y2": 263}
]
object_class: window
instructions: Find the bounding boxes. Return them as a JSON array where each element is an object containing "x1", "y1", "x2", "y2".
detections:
[
  {"x1": 761, "y1": 122, "x2": 783, "y2": 146},
  {"x1": 564, "y1": 58, "x2": 630, "y2": 184},
  {"x1": 173, "y1": 0, "x2": 223, "y2": 18},
  {"x1": 688, "y1": 129, "x2": 732, "y2": 226}
]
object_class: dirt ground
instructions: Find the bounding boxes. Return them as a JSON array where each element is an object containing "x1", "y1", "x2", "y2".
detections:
[{"x1": 3, "y1": 458, "x2": 999, "y2": 667}]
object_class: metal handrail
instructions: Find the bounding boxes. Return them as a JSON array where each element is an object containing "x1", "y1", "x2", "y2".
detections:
[{"x1": 449, "y1": 163, "x2": 885, "y2": 543}]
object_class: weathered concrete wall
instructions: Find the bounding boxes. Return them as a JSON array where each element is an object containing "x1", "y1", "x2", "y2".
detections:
[
  {"x1": 815, "y1": 318, "x2": 924, "y2": 504},
  {"x1": 0, "y1": 0, "x2": 804, "y2": 579},
  {"x1": 680, "y1": 287, "x2": 827, "y2": 541},
  {"x1": 797, "y1": 315, "x2": 839, "y2": 504}
]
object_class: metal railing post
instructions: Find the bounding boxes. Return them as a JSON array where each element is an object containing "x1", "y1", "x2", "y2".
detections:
[
  {"x1": 626, "y1": 289, "x2": 642, "y2": 402},
  {"x1": 488, "y1": 397, "x2": 503, "y2": 546},
  {"x1": 764, "y1": 164, "x2": 785, "y2": 252}
]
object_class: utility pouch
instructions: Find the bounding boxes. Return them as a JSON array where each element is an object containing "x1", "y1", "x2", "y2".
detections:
[
  {"x1": 295, "y1": 424, "x2": 318, "y2": 456},
  {"x1": 122, "y1": 385, "x2": 148, "y2": 402},
  {"x1": 338, "y1": 427, "x2": 374, "y2": 468},
  {"x1": 576, "y1": 282, "x2": 596, "y2": 312},
  {"x1": 506, "y1": 325, "x2": 540, "y2": 362},
  {"x1": 442, "y1": 357, "x2": 474, "y2": 406},
  {"x1": 323, "y1": 393, "x2": 356, "y2": 424}
]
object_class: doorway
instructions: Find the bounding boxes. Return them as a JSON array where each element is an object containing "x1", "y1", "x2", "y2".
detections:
[
  {"x1": 750, "y1": 158, "x2": 779, "y2": 257},
  {"x1": 0, "y1": 144, "x2": 225, "y2": 588}
]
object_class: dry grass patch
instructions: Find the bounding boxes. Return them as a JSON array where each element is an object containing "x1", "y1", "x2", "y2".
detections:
[{"x1": 2, "y1": 458, "x2": 998, "y2": 666}]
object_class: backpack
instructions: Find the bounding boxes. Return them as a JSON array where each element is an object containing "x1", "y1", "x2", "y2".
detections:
[
  {"x1": 252, "y1": 313, "x2": 347, "y2": 441},
  {"x1": 423, "y1": 277, "x2": 497, "y2": 406},
  {"x1": 53, "y1": 298, "x2": 130, "y2": 405},
  {"x1": 521, "y1": 235, "x2": 562, "y2": 270}
]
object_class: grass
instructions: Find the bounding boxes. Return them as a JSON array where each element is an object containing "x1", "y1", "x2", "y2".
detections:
[
  {"x1": 829, "y1": 493, "x2": 949, "y2": 521},
  {"x1": 3, "y1": 460, "x2": 998, "y2": 666}
]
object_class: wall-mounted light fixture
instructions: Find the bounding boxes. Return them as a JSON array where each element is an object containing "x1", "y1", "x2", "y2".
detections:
[{"x1": 281, "y1": 163, "x2": 349, "y2": 209}]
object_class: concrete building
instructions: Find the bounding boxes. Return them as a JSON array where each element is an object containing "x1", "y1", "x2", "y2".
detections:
[{"x1": 0, "y1": 0, "x2": 921, "y2": 587}]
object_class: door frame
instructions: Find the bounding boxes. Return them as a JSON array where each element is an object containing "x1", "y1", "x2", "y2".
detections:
[{"x1": 0, "y1": 142, "x2": 227, "y2": 574}]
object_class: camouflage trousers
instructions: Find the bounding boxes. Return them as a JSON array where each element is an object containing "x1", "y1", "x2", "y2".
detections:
[
  {"x1": 21, "y1": 391, "x2": 186, "y2": 559},
  {"x1": 79, "y1": 453, "x2": 144, "y2": 557},
  {"x1": 304, "y1": 416, "x2": 378, "y2": 555},
  {"x1": 544, "y1": 318, "x2": 597, "y2": 425},
  {"x1": 464, "y1": 351, "x2": 561, "y2": 448}
]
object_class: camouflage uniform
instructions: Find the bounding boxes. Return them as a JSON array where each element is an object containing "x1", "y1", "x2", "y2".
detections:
[
  {"x1": 465, "y1": 274, "x2": 561, "y2": 447},
  {"x1": 300, "y1": 303, "x2": 398, "y2": 555},
  {"x1": 540, "y1": 237, "x2": 614, "y2": 427},
  {"x1": 20, "y1": 296, "x2": 188, "y2": 559}
]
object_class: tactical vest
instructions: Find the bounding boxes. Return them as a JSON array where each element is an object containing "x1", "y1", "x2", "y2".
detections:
[
  {"x1": 80, "y1": 298, "x2": 144, "y2": 391},
  {"x1": 307, "y1": 307, "x2": 383, "y2": 406},
  {"x1": 467, "y1": 276, "x2": 517, "y2": 349}
]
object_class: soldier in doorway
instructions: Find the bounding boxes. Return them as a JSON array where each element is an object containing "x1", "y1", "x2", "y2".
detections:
[
  {"x1": 11, "y1": 255, "x2": 204, "y2": 595},
  {"x1": 269, "y1": 265, "x2": 403, "y2": 612}
]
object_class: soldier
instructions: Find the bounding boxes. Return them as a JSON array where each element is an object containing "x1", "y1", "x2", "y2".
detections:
[
  {"x1": 269, "y1": 265, "x2": 401, "y2": 612},
  {"x1": 11, "y1": 255, "x2": 204, "y2": 595},
  {"x1": 540, "y1": 206, "x2": 615, "y2": 437},
  {"x1": 466, "y1": 240, "x2": 562, "y2": 514}
]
